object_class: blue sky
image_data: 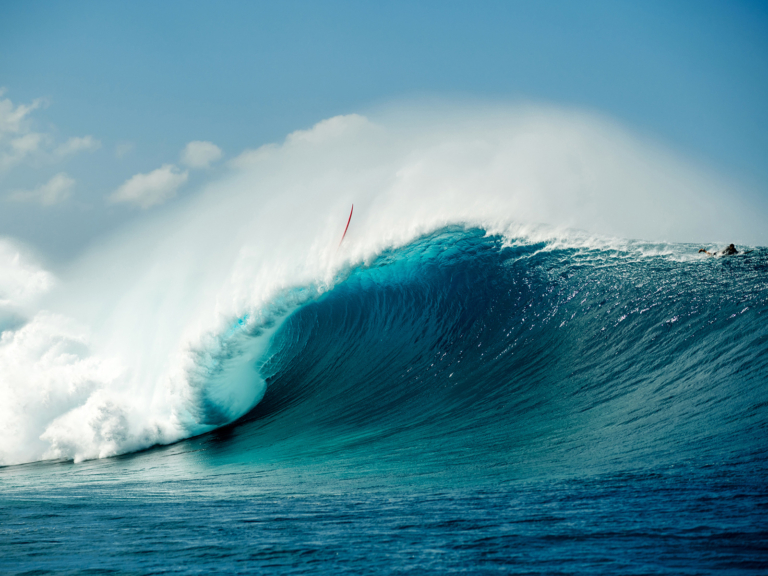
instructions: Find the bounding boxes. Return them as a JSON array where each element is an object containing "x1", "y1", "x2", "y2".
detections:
[{"x1": 1, "y1": 0, "x2": 767, "y2": 259}]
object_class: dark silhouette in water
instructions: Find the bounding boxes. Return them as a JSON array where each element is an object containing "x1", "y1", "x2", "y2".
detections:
[{"x1": 699, "y1": 243, "x2": 738, "y2": 256}]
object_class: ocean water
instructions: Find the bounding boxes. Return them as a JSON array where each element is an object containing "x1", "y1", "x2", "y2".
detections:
[{"x1": 2, "y1": 227, "x2": 767, "y2": 574}]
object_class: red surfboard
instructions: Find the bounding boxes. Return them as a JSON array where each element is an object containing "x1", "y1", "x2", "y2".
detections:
[{"x1": 339, "y1": 204, "x2": 354, "y2": 247}]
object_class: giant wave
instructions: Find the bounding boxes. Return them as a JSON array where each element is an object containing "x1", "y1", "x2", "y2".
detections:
[{"x1": 1, "y1": 104, "x2": 766, "y2": 468}]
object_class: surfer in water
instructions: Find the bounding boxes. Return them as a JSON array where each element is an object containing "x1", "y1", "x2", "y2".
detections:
[{"x1": 699, "y1": 244, "x2": 739, "y2": 256}]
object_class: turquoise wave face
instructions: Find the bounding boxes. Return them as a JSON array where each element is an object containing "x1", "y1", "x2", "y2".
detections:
[{"x1": 179, "y1": 227, "x2": 768, "y2": 480}]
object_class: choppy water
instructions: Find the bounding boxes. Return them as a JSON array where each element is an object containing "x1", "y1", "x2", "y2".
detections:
[{"x1": 2, "y1": 228, "x2": 767, "y2": 574}]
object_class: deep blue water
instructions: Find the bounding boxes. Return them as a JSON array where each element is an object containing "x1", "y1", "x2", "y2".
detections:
[{"x1": 2, "y1": 228, "x2": 767, "y2": 574}]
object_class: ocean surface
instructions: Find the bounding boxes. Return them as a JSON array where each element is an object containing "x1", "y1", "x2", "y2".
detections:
[{"x1": 2, "y1": 227, "x2": 767, "y2": 574}]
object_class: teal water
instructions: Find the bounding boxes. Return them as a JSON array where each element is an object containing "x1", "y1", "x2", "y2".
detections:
[{"x1": 2, "y1": 229, "x2": 767, "y2": 574}]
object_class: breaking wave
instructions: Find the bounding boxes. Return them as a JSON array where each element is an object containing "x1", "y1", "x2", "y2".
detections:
[{"x1": 1, "y1": 104, "x2": 766, "y2": 467}]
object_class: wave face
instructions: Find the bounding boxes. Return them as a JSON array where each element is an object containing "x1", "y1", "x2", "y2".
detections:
[
  {"x1": 1, "y1": 106, "x2": 767, "y2": 468},
  {"x1": 189, "y1": 227, "x2": 767, "y2": 478}
]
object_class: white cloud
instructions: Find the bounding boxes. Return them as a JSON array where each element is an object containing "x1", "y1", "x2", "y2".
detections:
[
  {"x1": 0, "y1": 132, "x2": 48, "y2": 172},
  {"x1": 55, "y1": 135, "x2": 101, "y2": 157},
  {"x1": 0, "y1": 90, "x2": 98, "y2": 172},
  {"x1": 109, "y1": 164, "x2": 188, "y2": 209},
  {"x1": 0, "y1": 92, "x2": 47, "y2": 172},
  {"x1": 180, "y1": 141, "x2": 222, "y2": 169},
  {"x1": 8, "y1": 173, "x2": 75, "y2": 206},
  {"x1": 11, "y1": 132, "x2": 44, "y2": 154},
  {"x1": 115, "y1": 142, "x2": 134, "y2": 159},
  {"x1": 0, "y1": 91, "x2": 44, "y2": 139}
]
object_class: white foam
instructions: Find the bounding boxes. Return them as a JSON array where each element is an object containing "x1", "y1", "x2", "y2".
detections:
[
  {"x1": 1, "y1": 103, "x2": 763, "y2": 466},
  {"x1": 0, "y1": 239, "x2": 55, "y2": 329}
]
